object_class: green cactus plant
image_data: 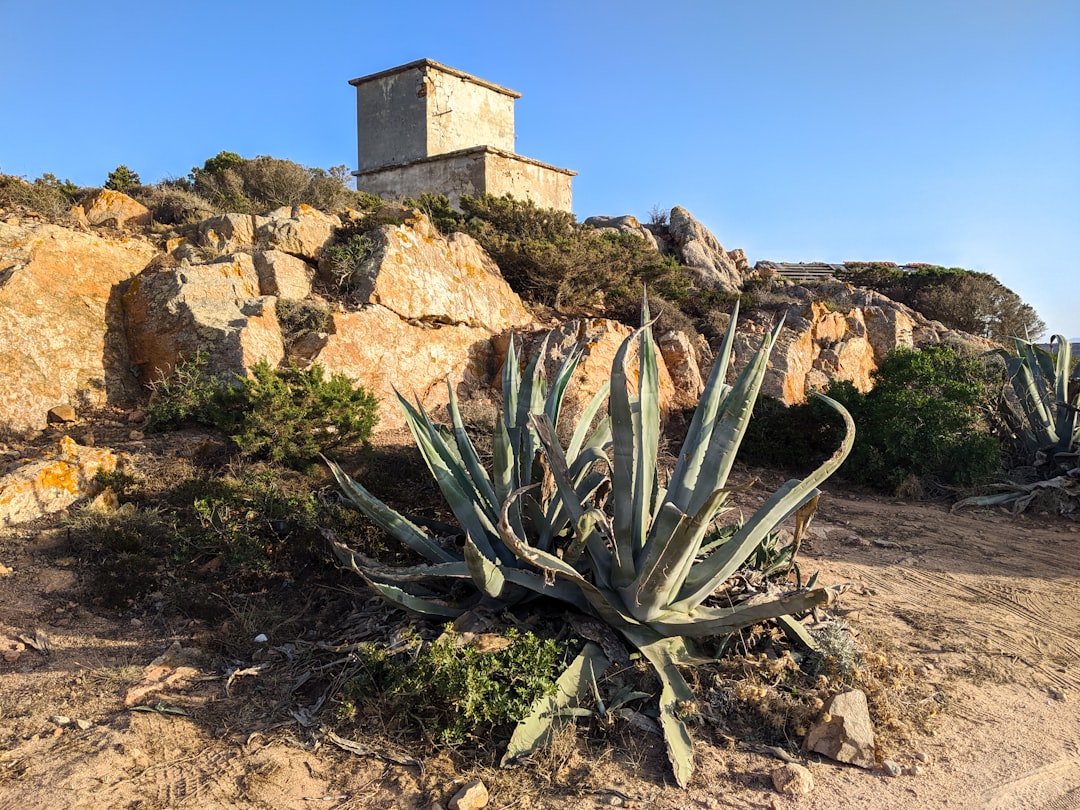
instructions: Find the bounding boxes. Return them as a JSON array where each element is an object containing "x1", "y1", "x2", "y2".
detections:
[{"x1": 326, "y1": 300, "x2": 854, "y2": 786}]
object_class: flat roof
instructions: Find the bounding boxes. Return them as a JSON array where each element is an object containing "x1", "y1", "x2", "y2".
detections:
[{"x1": 348, "y1": 59, "x2": 522, "y2": 99}]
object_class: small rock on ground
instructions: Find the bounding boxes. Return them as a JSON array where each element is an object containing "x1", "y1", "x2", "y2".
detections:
[
  {"x1": 449, "y1": 778, "x2": 489, "y2": 810},
  {"x1": 771, "y1": 762, "x2": 815, "y2": 795}
]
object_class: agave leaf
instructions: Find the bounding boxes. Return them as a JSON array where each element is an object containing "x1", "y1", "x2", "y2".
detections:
[
  {"x1": 624, "y1": 630, "x2": 696, "y2": 789},
  {"x1": 359, "y1": 575, "x2": 465, "y2": 618},
  {"x1": 650, "y1": 587, "x2": 832, "y2": 637},
  {"x1": 464, "y1": 535, "x2": 507, "y2": 598},
  {"x1": 331, "y1": 540, "x2": 470, "y2": 583},
  {"x1": 543, "y1": 346, "x2": 582, "y2": 434},
  {"x1": 566, "y1": 383, "x2": 612, "y2": 464},
  {"x1": 775, "y1": 614, "x2": 821, "y2": 652},
  {"x1": 674, "y1": 394, "x2": 854, "y2": 612},
  {"x1": 324, "y1": 457, "x2": 458, "y2": 564},
  {"x1": 446, "y1": 381, "x2": 497, "y2": 511},
  {"x1": 501, "y1": 642, "x2": 611, "y2": 766},
  {"x1": 609, "y1": 321, "x2": 660, "y2": 585},
  {"x1": 396, "y1": 392, "x2": 507, "y2": 564}
]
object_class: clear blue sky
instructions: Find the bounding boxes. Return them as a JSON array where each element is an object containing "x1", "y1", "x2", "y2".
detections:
[{"x1": 2, "y1": 0, "x2": 1077, "y2": 339}]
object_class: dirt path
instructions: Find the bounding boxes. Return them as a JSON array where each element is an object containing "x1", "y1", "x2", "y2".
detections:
[{"x1": 1, "y1": 487, "x2": 1078, "y2": 809}]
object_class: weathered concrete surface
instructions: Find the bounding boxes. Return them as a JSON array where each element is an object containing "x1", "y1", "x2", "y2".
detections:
[
  {"x1": 0, "y1": 436, "x2": 120, "y2": 527},
  {"x1": 0, "y1": 221, "x2": 157, "y2": 432}
]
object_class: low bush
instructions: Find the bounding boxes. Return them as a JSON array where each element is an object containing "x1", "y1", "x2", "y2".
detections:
[
  {"x1": 0, "y1": 172, "x2": 79, "y2": 218},
  {"x1": 147, "y1": 353, "x2": 378, "y2": 468},
  {"x1": 321, "y1": 228, "x2": 375, "y2": 297},
  {"x1": 829, "y1": 346, "x2": 1001, "y2": 493},
  {"x1": 336, "y1": 628, "x2": 567, "y2": 746}
]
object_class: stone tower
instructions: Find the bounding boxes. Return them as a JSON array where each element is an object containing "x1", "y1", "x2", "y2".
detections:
[{"x1": 349, "y1": 59, "x2": 575, "y2": 211}]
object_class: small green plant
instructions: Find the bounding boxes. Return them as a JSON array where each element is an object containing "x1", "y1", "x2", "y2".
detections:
[
  {"x1": 104, "y1": 165, "x2": 141, "y2": 192},
  {"x1": 276, "y1": 298, "x2": 332, "y2": 346},
  {"x1": 148, "y1": 354, "x2": 378, "y2": 468},
  {"x1": 337, "y1": 628, "x2": 567, "y2": 746},
  {"x1": 321, "y1": 230, "x2": 375, "y2": 295},
  {"x1": 403, "y1": 192, "x2": 464, "y2": 234},
  {"x1": 146, "y1": 351, "x2": 221, "y2": 431},
  {"x1": 218, "y1": 361, "x2": 378, "y2": 467}
]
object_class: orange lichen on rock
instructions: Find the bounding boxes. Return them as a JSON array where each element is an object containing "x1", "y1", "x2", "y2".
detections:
[{"x1": 0, "y1": 436, "x2": 120, "y2": 527}]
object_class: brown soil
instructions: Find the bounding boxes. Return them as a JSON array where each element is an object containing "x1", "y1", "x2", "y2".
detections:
[{"x1": 1, "y1": 437, "x2": 1078, "y2": 810}]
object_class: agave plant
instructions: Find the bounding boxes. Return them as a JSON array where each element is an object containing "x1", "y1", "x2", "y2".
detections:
[
  {"x1": 327, "y1": 300, "x2": 854, "y2": 786},
  {"x1": 325, "y1": 333, "x2": 613, "y2": 615},
  {"x1": 956, "y1": 335, "x2": 1079, "y2": 513}
]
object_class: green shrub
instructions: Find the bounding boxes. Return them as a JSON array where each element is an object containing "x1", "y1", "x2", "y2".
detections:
[
  {"x1": 216, "y1": 361, "x2": 378, "y2": 467},
  {"x1": 147, "y1": 353, "x2": 378, "y2": 468},
  {"x1": 337, "y1": 628, "x2": 567, "y2": 746},
  {"x1": 104, "y1": 165, "x2": 141, "y2": 193},
  {"x1": 403, "y1": 192, "x2": 464, "y2": 234},
  {"x1": 459, "y1": 193, "x2": 689, "y2": 315},
  {"x1": 828, "y1": 346, "x2": 1001, "y2": 493},
  {"x1": 321, "y1": 229, "x2": 375, "y2": 296},
  {"x1": 739, "y1": 395, "x2": 848, "y2": 475},
  {"x1": 146, "y1": 351, "x2": 222, "y2": 431},
  {"x1": 276, "y1": 298, "x2": 332, "y2": 346}
]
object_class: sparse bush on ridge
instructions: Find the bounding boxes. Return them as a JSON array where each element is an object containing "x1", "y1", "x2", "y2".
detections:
[{"x1": 0, "y1": 172, "x2": 80, "y2": 218}]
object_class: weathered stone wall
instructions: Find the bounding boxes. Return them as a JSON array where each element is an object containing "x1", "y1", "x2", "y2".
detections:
[
  {"x1": 425, "y1": 67, "x2": 516, "y2": 157},
  {"x1": 482, "y1": 150, "x2": 574, "y2": 212},
  {"x1": 355, "y1": 147, "x2": 574, "y2": 212},
  {"x1": 351, "y1": 60, "x2": 516, "y2": 173},
  {"x1": 353, "y1": 68, "x2": 428, "y2": 173}
]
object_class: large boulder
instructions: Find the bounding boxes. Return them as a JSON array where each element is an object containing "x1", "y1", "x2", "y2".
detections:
[
  {"x1": 123, "y1": 253, "x2": 284, "y2": 384},
  {"x1": 0, "y1": 221, "x2": 157, "y2": 433},
  {"x1": 667, "y1": 206, "x2": 746, "y2": 293},
  {"x1": 298, "y1": 307, "x2": 495, "y2": 431},
  {"x1": 195, "y1": 213, "x2": 263, "y2": 254},
  {"x1": 346, "y1": 212, "x2": 533, "y2": 331},
  {"x1": 75, "y1": 189, "x2": 151, "y2": 229},
  {"x1": 255, "y1": 204, "x2": 338, "y2": 261},
  {"x1": 253, "y1": 250, "x2": 314, "y2": 299}
]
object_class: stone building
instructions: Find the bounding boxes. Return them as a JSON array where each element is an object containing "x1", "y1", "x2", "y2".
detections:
[{"x1": 349, "y1": 59, "x2": 575, "y2": 211}]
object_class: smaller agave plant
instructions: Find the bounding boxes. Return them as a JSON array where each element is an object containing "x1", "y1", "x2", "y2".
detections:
[
  {"x1": 326, "y1": 300, "x2": 854, "y2": 787},
  {"x1": 957, "y1": 335, "x2": 1080, "y2": 514}
]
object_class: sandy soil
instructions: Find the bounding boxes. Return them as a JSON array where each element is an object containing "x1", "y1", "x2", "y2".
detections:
[{"x1": 1, "y1": 471, "x2": 1078, "y2": 809}]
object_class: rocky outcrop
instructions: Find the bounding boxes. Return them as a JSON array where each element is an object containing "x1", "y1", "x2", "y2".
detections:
[
  {"x1": 123, "y1": 253, "x2": 284, "y2": 384},
  {"x1": 666, "y1": 206, "x2": 747, "y2": 293},
  {"x1": 74, "y1": 189, "x2": 151, "y2": 229},
  {"x1": 583, "y1": 215, "x2": 659, "y2": 251},
  {"x1": 0, "y1": 436, "x2": 120, "y2": 527},
  {"x1": 0, "y1": 220, "x2": 157, "y2": 433},
  {"x1": 299, "y1": 307, "x2": 495, "y2": 430},
  {"x1": 729, "y1": 281, "x2": 997, "y2": 405},
  {"x1": 352, "y1": 212, "x2": 533, "y2": 330}
]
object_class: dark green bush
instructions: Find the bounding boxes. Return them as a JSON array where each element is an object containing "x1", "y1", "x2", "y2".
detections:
[
  {"x1": 104, "y1": 165, "x2": 141, "y2": 193},
  {"x1": 216, "y1": 361, "x2": 378, "y2": 467},
  {"x1": 337, "y1": 628, "x2": 567, "y2": 745},
  {"x1": 147, "y1": 353, "x2": 378, "y2": 468},
  {"x1": 828, "y1": 346, "x2": 1001, "y2": 493},
  {"x1": 739, "y1": 395, "x2": 847, "y2": 475}
]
